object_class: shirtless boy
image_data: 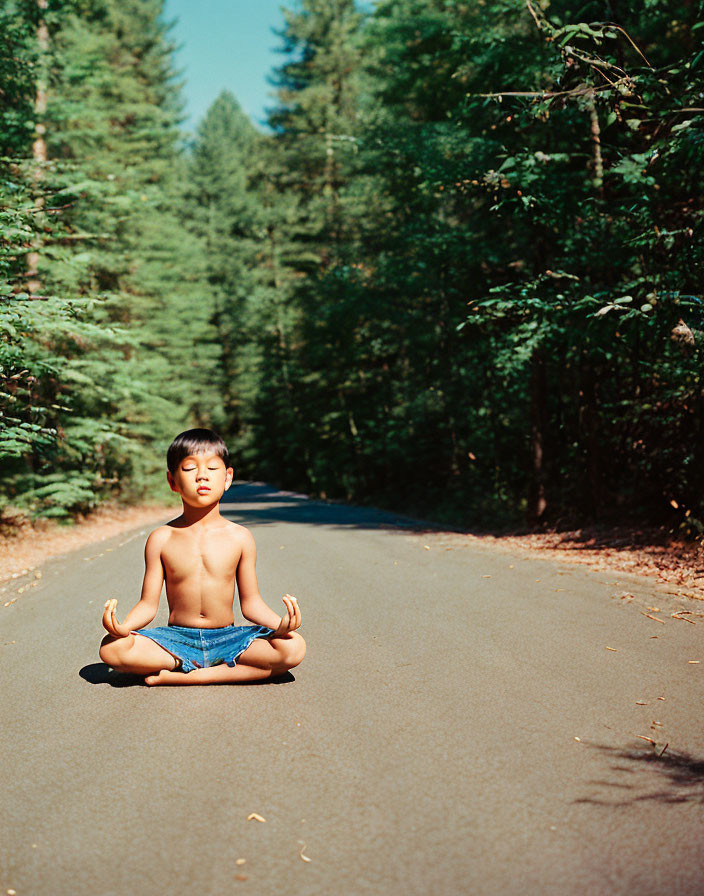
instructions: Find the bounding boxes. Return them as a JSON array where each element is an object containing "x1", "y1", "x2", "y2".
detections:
[{"x1": 99, "y1": 428, "x2": 305, "y2": 686}]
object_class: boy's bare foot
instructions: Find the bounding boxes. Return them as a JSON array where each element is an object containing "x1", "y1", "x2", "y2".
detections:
[{"x1": 145, "y1": 669, "x2": 186, "y2": 686}]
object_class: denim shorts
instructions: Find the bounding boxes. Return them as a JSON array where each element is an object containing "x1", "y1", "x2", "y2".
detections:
[{"x1": 131, "y1": 623, "x2": 274, "y2": 673}]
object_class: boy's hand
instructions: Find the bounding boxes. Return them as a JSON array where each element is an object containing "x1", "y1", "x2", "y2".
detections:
[
  {"x1": 102, "y1": 599, "x2": 130, "y2": 638},
  {"x1": 272, "y1": 594, "x2": 301, "y2": 637}
]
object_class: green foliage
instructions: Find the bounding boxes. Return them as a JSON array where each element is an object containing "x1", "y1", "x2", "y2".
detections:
[
  {"x1": 1, "y1": 0, "x2": 223, "y2": 519},
  {"x1": 2, "y1": 0, "x2": 703, "y2": 531},
  {"x1": 231, "y1": 0, "x2": 704, "y2": 529}
]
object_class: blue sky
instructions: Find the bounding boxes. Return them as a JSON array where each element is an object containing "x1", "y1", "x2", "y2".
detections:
[{"x1": 163, "y1": 0, "x2": 289, "y2": 135}]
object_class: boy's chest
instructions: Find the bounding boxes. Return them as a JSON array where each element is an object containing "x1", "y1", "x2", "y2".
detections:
[{"x1": 162, "y1": 532, "x2": 239, "y2": 581}]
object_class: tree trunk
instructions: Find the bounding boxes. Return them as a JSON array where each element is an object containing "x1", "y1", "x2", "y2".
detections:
[
  {"x1": 27, "y1": 0, "x2": 49, "y2": 295},
  {"x1": 527, "y1": 349, "x2": 548, "y2": 524},
  {"x1": 579, "y1": 358, "x2": 604, "y2": 518},
  {"x1": 26, "y1": 0, "x2": 49, "y2": 295},
  {"x1": 587, "y1": 90, "x2": 604, "y2": 196}
]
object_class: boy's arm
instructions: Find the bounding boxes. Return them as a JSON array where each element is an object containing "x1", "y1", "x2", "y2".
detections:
[
  {"x1": 101, "y1": 529, "x2": 167, "y2": 637},
  {"x1": 236, "y1": 529, "x2": 301, "y2": 634}
]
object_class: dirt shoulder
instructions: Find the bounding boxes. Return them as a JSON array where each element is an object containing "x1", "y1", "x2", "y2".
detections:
[
  {"x1": 459, "y1": 525, "x2": 704, "y2": 602},
  {"x1": 0, "y1": 503, "x2": 176, "y2": 586}
]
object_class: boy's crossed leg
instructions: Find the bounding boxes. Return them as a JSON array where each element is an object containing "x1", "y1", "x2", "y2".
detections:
[{"x1": 99, "y1": 631, "x2": 306, "y2": 686}]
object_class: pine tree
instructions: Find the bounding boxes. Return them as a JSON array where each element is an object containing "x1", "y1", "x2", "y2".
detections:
[
  {"x1": 2, "y1": 0, "x2": 222, "y2": 516},
  {"x1": 240, "y1": 0, "x2": 366, "y2": 492},
  {"x1": 184, "y1": 91, "x2": 260, "y2": 441},
  {"x1": 1, "y1": 0, "x2": 128, "y2": 516}
]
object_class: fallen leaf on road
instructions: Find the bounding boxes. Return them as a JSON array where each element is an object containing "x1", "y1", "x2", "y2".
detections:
[
  {"x1": 424, "y1": 545, "x2": 430, "y2": 550},
  {"x1": 641, "y1": 612, "x2": 665, "y2": 624},
  {"x1": 235, "y1": 859, "x2": 246, "y2": 866},
  {"x1": 605, "y1": 646, "x2": 618, "y2": 651},
  {"x1": 646, "y1": 606, "x2": 661, "y2": 612},
  {"x1": 635, "y1": 701, "x2": 648, "y2": 705},
  {"x1": 657, "y1": 696, "x2": 665, "y2": 701},
  {"x1": 688, "y1": 660, "x2": 700, "y2": 664},
  {"x1": 659, "y1": 743, "x2": 669, "y2": 757},
  {"x1": 672, "y1": 613, "x2": 696, "y2": 624},
  {"x1": 235, "y1": 874, "x2": 248, "y2": 881},
  {"x1": 635, "y1": 735, "x2": 656, "y2": 744},
  {"x1": 298, "y1": 842, "x2": 312, "y2": 862},
  {"x1": 574, "y1": 736, "x2": 582, "y2": 742},
  {"x1": 482, "y1": 574, "x2": 491, "y2": 578},
  {"x1": 4, "y1": 598, "x2": 17, "y2": 607},
  {"x1": 247, "y1": 813, "x2": 266, "y2": 822}
]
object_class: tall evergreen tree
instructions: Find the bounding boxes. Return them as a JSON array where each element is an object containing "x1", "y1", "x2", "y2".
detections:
[
  {"x1": 184, "y1": 91, "x2": 260, "y2": 440},
  {"x1": 43, "y1": 0, "x2": 225, "y2": 502},
  {"x1": 2, "y1": 0, "x2": 223, "y2": 516},
  {"x1": 241, "y1": 0, "x2": 366, "y2": 491},
  {"x1": 1, "y1": 0, "x2": 129, "y2": 516}
]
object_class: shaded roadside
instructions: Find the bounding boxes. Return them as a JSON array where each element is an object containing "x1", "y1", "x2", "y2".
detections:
[
  {"x1": 0, "y1": 503, "x2": 175, "y2": 586},
  {"x1": 458, "y1": 526, "x2": 704, "y2": 604}
]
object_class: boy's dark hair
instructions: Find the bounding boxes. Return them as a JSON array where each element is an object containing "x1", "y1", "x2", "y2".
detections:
[{"x1": 167, "y1": 428, "x2": 230, "y2": 474}]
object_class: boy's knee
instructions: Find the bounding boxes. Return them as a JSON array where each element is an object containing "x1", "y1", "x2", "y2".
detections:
[
  {"x1": 99, "y1": 634, "x2": 132, "y2": 667},
  {"x1": 99, "y1": 638, "x2": 118, "y2": 665},
  {"x1": 282, "y1": 632, "x2": 306, "y2": 669}
]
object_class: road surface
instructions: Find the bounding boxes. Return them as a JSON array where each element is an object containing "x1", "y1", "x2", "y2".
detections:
[{"x1": 2, "y1": 483, "x2": 703, "y2": 895}]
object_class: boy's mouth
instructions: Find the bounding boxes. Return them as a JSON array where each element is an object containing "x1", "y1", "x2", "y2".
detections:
[{"x1": 197, "y1": 487, "x2": 211, "y2": 494}]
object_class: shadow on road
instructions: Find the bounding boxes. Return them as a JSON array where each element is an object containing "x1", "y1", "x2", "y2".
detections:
[
  {"x1": 220, "y1": 482, "x2": 438, "y2": 532},
  {"x1": 79, "y1": 663, "x2": 296, "y2": 687},
  {"x1": 80, "y1": 663, "x2": 147, "y2": 687},
  {"x1": 575, "y1": 741, "x2": 704, "y2": 807}
]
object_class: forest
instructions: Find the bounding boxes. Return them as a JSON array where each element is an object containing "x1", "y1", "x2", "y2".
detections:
[{"x1": 1, "y1": 0, "x2": 703, "y2": 532}]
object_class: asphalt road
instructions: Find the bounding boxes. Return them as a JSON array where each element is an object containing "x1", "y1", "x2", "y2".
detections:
[{"x1": 2, "y1": 483, "x2": 703, "y2": 896}]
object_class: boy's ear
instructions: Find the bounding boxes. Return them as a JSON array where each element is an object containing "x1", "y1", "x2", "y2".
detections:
[
  {"x1": 166, "y1": 470, "x2": 179, "y2": 493},
  {"x1": 226, "y1": 466, "x2": 234, "y2": 486}
]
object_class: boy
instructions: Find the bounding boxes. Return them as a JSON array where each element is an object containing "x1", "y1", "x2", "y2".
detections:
[{"x1": 99, "y1": 428, "x2": 305, "y2": 686}]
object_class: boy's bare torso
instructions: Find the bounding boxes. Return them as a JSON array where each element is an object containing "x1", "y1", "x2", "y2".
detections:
[{"x1": 158, "y1": 519, "x2": 246, "y2": 627}]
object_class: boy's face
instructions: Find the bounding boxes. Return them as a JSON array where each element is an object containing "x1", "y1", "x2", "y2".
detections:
[{"x1": 167, "y1": 452, "x2": 233, "y2": 507}]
